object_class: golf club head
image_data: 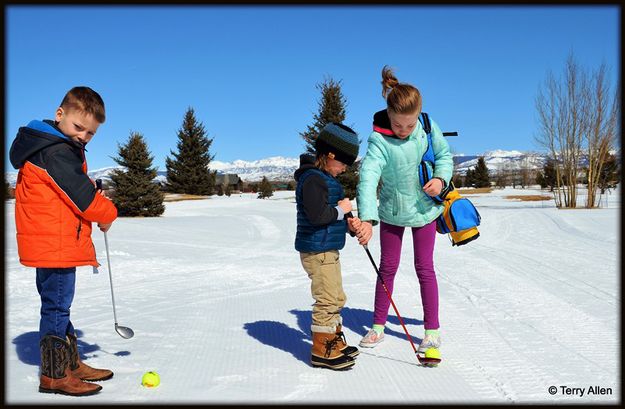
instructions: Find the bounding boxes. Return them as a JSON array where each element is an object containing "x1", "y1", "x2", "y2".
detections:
[{"x1": 115, "y1": 324, "x2": 134, "y2": 339}]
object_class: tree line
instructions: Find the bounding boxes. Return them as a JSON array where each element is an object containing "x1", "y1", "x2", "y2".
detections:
[{"x1": 104, "y1": 107, "x2": 216, "y2": 217}]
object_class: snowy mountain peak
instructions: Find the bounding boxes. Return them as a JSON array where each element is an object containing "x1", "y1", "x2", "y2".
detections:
[
  {"x1": 212, "y1": 156, "x2": 299, "y2": 181},
  {"x1": 483, "y1": 149, "x2": 525, "y2": 158}
]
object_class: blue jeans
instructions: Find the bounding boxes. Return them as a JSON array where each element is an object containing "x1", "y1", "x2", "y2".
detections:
[{"x1": 36, "y1": 267, "x2": 76, "y2": 340}]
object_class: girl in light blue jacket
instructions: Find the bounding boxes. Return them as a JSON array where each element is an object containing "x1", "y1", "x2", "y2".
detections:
[{"x1": 354, "y1": 66, "x2": 453, "y2": 362}]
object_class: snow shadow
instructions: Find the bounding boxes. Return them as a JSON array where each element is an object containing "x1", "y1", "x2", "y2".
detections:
[
  {"x1": 243, "y1": 307, "x2": 424, "y2": 365},
  {"x1": 290, "y1": 307, "x2": 424, "y2": 346},
  {"x1": 12, "y1": 329, "x2": 131, "y2": 366},
  {"x1": 243, "y1": 321, "x2": 310, "y2": 365}
]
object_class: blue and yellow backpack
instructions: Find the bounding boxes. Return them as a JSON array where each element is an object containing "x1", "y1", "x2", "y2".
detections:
[{"x1": 417, "y1": 112, "x2": 481, "y2": 246}]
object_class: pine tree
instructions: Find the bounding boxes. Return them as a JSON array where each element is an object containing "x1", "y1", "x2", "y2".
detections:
[
  {"x1": 598, "y1": 153, "x2": 620, "y2": 194},
  {"x1": 472, "y1": 157, "x2": 491, "y2": 188},
  {"x1": 538, "y1": 158, "x2": 559, "y2": 191},
  {"x1": 110, "y1": 131, "x2": 165, "y2": 217},
  {"x1": 165, "y1": 107, "x2": 216, "y2": 195},
  {"x1": 338, "y1": 160, "x2": 360, "y2": 199},
  {"x1": 300, "y1": 77, "x2": 347, "y2": 154},
  {"x1": 299, "y1": 76, "x2": 360, "y2": 199},
  {"x1": 464, "y1": 168, "x2": 475, "y2": 187},
  {"x1": 5, "y1": 178, "x2": 13, "y2": 200},
  {"x1": 451, "y1": 173, "x2": 463, "y2": 188},
  {"x1": 535, "y1": 171, "x2": 547, "y2": 189},
  {"x1": 257, "y1": 177, "x2": 273, "y2": 199}
]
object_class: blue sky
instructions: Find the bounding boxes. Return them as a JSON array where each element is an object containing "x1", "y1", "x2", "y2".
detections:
[{"x1": 5, "y1": 5, "x2": 620, "y2": 170}]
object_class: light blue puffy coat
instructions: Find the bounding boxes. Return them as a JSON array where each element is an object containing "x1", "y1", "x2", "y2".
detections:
[{"x1": 356, "y1": 116, "x2": 453, "y2": 227}]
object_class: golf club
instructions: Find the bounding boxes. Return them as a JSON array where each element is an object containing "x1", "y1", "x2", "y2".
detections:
[
  {"x1": 362, "y1": 244, "x2": 418, "y2": 356},
  {"x1": 103, "y1": 230, "x2": 134, "y2": 339},
  {"x1": 96, "y1": 179, "x2": 134, "y2": 339}
]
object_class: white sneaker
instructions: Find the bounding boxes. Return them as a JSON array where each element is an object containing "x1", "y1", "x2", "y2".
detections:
[
  {"x1": 359, "y1": 329, "x2": 385, "y2": 348},
  {"x1": 417, "y1": 333, "x2": 441, "y2": 355}
]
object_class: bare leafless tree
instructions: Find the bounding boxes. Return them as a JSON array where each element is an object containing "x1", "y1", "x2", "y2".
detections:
[
  {"x1": 535, "y1": 53, "x2": 588, "y2": 208},
  {"x1": 582, "y1": 63, "x2": 620, "y2": 208},
  {"x1": 495, "y1": 170, "x2": 508, "y2": 189}
]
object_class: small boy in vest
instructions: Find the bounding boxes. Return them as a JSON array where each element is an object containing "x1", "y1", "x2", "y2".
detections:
[{"x1": 294, "y1": 122, "x2": 361, "y2": 370}]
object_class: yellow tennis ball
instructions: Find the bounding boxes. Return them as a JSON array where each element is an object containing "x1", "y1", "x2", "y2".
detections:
[
  {"x1": 425, "y1": 348, "x2": 441, "y2": 360},
  {"x1": 141, "y1": 371, "x2": 160, "y2": 388}
]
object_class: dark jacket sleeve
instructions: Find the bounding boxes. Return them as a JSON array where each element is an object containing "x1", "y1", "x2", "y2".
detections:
[
  {"x1": 46, "y1": 145, "x2": 96, "y2": 212},
  {"x1": 44, "y1": 144, "x2": 117, "y2": 223},
  {"x1": 301, "y1": 174, "x2": 339, "y2": 226}
]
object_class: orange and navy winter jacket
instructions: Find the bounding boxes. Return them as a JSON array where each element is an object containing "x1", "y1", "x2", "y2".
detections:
[{"x1": 9, "y1": 120, "x2": 118, "y2": 268}]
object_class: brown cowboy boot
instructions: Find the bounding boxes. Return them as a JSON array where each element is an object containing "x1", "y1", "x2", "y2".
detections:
[
  {"x1": 311, "y1": 325, "x2": 355, "y2": 370},
  {"x1": 335, "y1": 323, "x2": 359, "y2": 358},
  {"x1": 67, "y1": 333, "x2": 113, "y2": 381},
  {"x1": 39, "y1": 335, "x2": 102, "y2": 396}
]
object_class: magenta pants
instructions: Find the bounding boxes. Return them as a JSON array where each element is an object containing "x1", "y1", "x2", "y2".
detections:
[{"x1": 373, "y1": 220, "x2": 439, "y2": 330}]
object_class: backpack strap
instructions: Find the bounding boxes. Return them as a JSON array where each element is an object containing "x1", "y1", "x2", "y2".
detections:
[
  {"x1": 419, "y1": 113, "x2": 436, "y2": 165},
  {"x1": 420, "y1": 112, "x2": 431, "y2": 134},
  {"x1": 418, "y1": 112, "x2": 453, "y2": 203}
]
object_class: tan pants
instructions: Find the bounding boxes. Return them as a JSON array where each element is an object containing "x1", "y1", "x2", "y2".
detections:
[{"x1": 300, "y1": 250, "x2": 346, "y2": 328}]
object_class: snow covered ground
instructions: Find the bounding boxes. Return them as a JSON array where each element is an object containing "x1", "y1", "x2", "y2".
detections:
[{"x1": 4, "y1": 187, "x2": 620, "y2": 404}]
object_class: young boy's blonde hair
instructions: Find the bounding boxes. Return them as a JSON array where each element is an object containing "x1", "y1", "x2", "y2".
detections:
[
  {"x1": 60, "y1": 86, "x2": 106, "y2": 123},
  {"x1": 381, "y1": 65, "x2": 422, "y2": 116}
]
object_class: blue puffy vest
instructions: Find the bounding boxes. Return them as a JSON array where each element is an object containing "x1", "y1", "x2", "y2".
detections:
[{"x1": 295, "y1": 169, "x2": 347, "y2": 252}]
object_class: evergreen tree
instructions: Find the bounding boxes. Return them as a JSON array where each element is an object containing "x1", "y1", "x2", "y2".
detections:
[
  {"x1": 247, "y1": 182, "x2": 259, "y2": 193},
  {"x1": 257, "y1": 177, "x2": 273, "y2": 199},
  {"x1": 598, "y1": 153, "x2": 620, "y2": 194},
  {"x1": 464, "y1": 168, "x2": 475, "y2": 187},
  {"x1": 300, "y1": 77, "x2": 348, "y2": 154},
  {"x1": 224, "y1": 184, "x2": 232, "y2": 197},
  {"x1": 165, "y1": 107, "x2": 216, "y2": 195},
  {"x1": 5, "y1": 178, "x2": 13, "y2": 200},
  {"x1": 539, "y1": 158, "x2": 560, "y2": 192},
  {"x1": 299, "y1": 76, "x2": 360, "y2": 199},
  {"x1": 338, "y1": 160, "x2": 360, "y2": 199},
  {"x1": 472, "y1": 157, "x2": 491, "y2": 188},
  {"x1": 110, "y1": 131, "x2": 165, "y2": 217},
  {"x1": 535, "y1": 171, "x2": 547, "y2": 189},
  {"x1": 451, "y1": 173, "x2": 463, "y2": 188}
]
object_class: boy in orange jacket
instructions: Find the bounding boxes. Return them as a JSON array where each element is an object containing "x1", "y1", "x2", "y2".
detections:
[{"x1": 9, "y1": 86, "x2": 118, "y2": 396}]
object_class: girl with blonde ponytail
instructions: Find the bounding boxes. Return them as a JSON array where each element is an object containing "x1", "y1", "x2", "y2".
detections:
[{"x1": 353, "y1": 66, "x2": 454, "y2": 364}]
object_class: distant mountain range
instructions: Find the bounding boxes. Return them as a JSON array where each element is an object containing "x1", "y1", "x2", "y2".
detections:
[{"x1": 5, "y1": 150, "x2": 612, "y2": 186}]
